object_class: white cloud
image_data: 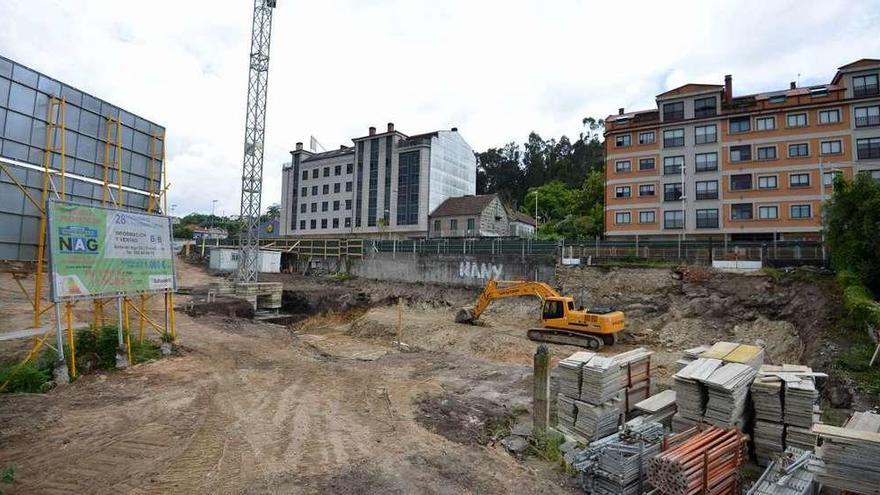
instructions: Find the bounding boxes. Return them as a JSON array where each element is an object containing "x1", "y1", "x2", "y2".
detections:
[{"x1": 2, "y1": 0, "x2": 879, "y2": 216}]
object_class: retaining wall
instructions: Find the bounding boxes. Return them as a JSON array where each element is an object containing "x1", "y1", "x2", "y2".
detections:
[{"x1": 349, "y1": 252, "x2": 557, "y2": 287}]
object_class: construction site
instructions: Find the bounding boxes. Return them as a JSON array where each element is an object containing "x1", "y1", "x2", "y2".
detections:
[{"x1": 2, "y1": 1, "x2": 880, "y2": 495}]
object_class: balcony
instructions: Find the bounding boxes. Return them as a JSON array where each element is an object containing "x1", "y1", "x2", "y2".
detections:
[
  {"x1": 855, "y1": 115, "x2": 880, "y2": 127},
  {"x1": 694, "y1": 108, "x2": 717, "y2": 118},
  {"x1": 854, "y1": 85, "x2": 880, "y2": 98},
  {"x1": 695, "y1": 191, "x2": 718, "y2": 200},
  {"x1": 397, "y1": 137, "x2": 432, "y2": 149}
]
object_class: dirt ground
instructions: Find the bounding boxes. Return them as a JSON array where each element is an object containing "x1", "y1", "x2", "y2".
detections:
[{"x1": 0, "y1": 264, "x2": 578, "y2": 494}]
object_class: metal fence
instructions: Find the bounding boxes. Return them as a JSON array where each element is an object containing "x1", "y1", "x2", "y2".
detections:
[{"x1": 217, "y1": 237, "x2": 826, "y2": 266}]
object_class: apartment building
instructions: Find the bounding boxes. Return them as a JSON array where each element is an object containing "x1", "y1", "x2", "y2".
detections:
[
  {"x1": 279, "y1": 123, "x2": 476, "y2": 238},
  {"x1": 604, "y1": 58, "x2": 880, "y2": 241}
]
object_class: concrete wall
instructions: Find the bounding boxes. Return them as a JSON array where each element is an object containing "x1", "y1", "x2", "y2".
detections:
[{"x1": 349, "y1": 252, "x2": 556, "y2": 287}]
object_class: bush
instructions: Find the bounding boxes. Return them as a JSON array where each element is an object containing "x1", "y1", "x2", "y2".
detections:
[
  {"x1": 837, "y1": 271, "x2": 880, "y2": 331},
  {"x1": 0, "y1": 361, "x2": 52, "y2": 393},
  {"x1": 76, "y1": 326, "x2": 163, "y2": 371}
]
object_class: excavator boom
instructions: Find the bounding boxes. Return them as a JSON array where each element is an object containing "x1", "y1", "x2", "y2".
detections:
[{"x1": 454, "y1": 280, "x2": 561, "y2": 323}]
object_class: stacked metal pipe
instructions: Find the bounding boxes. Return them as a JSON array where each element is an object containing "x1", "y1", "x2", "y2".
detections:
[{"x1": 647, "y1": 426, "x2": 747, "y2": 495}]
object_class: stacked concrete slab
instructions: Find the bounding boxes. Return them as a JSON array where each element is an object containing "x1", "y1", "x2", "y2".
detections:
[
  {"x1": 672, "y1": 358, "x2": 722, "y2": 430},
  {"x1": 702, "y1": 363, "x2": 757, "y2": 429},
  {"x1": 808, "y1": 411, "x2": 880, "y2": 494}
]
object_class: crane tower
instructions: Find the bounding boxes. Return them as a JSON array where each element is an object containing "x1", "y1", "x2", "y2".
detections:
[{"x1": 237, "y1": 0, "x2": 276, "y2": 283}]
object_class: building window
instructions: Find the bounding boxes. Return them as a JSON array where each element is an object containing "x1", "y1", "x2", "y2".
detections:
[
  {"x1": 823, "y1": 171, "x2": 843, "y2": 186},
  {"x1": 757, "y1": 146, "x2": 777, "y2": 160},
  {"x1": 311, "y1": 202, "x2": 317, "y2": 212},
  {"x1": 663, "y1": 210, "x2": 684, "y2": 229},
  {"x1": 638, "y1": 211, "x2": 655, "y2": 224},
  {"x1": 615, "y1": 212, "x2": 631, "y2": 224},
  {"x1": 346, "y1": 163, "x2": 353, "y2": 174},
  {"x1": 312, "y1": 185, "x2": 318, "y2": 195},
  {"x1": 769, "y1": 95, "x2": 786, "y2": 104},
  {"x1": 695, "y1": 209, "x2": 719, "y2": 228},
  {"x1": 789, "y1": 173, "x2": 811, "y2": 188},
  {"x1": 730, "y1": 145, "x2": 751, "y2": 162},
  {"x1": 639, "y1": 158, "x2": 655, "y2": 170},
  {"x1": 731, "y1": 203, "x2": 753, "y2": 220},
  {"x1": 615, "y1": 135, "x2": 631, "y2": 147},
  {"x1": 312, "y1": 169, "x2": 319, "y2": 179},
  {"x1": 663, "y1": 183, "x2": 682, "y2": 202},
  {"x1": 758, "y1": 176, "x2": 778, "y2": 189},
  {"x1": 695, "y1": 152, "x2": 718, "y2": 172},
  {"x1": 818, "y1": 109, "x2": 841, "y2": 124},
  {"x1": 450, "y1": 219, "x2": 458, "y2": 231},
  {"x1": 790, "y1": 204, "x2": 812, "y2": 219},
  {"x1": 345, "y1": 217, "x2": 352, "y2": 228},
  {"x1": 663, "y1": 101, "x2": 684, "y2": 121},
  {"x1": 694, "y1": 124, "x2": 717, "y2": 144},
  {"x1": 333, "y1": 183, "x2": 340, "y2": 193},
  {"x1": 638, "y1": 131, "x2": 655, "y2": 145},
  {"x1": 870, "y1": 170, "x2": 880, "y2": 182},
  {"x1": 788, "y1": 143, "x2": 809, "y2": 158},
  {"x1": 321, "y1": 218, "x2": 328, "y2": 228},
  {"x1": 663, "y1": 156, "x2": 684, "y2": 175},
  {"x1": 755, "y1": 116, "x2": 775, "y2": 131},
  {"x1": 729, "y1": 117, "x2": 751, "y2": 134},
  {"x1": 786, "y1": 113, "x2": 808, "y2": 128},
  {"x1": 857, "y1": 137, "x2": 880, "y2": 159},
  {"x1": 639, "y1": 184, "x2": 655, "y2": 196},
  {"x1": 615, "y1": 186, "x2": 631, "y2": 198},
  {"x1": 334, "y1": 165, "x2": 342, "y2": 176},
  {"x1": 321, "y1": 201, "x2": 329, "y2": 212},
  {"x1": 758, "y1": 205, "x2": 778, "y2": 219},
  {"x1": 615, "y1": 160, "x2": 632, "y2": 173},
  {"x1": 730, "y1": 174, "x2": 752, "y2": 191},
  {"x1": 322, "y1": 184, "x2": 329, "y2": 194},
  {"x1": 310, "y1": 219, "x2": 317, "y2": 229},
  {"x1": 820, "y1": 140, "x2": 842, "y2": 155},
  {"x1": 323, "y1": 167, "x2": 330, "y2": 177},
  {"x1": 345, "y1": 199, "x2": 352, "y2": 210},
  {"x1": 300, "y1": 203, "x2": 306, "y2": 213},
  {"x1": 301, "y1": 187, "x2": 308, "y2": 197},
  {"x1": 467, "y1": 218, "x2": 476, "y2": 231},
  {"x1": 694, "y1": 97, "x2": 717, "y2": 118},
  {"x1": 695, "y1": 180, "x2": 718, "y2": 200},
  {"x1": 330, "y1": 218, "x2": 338, "y2": 228},
  {"x1": 810, "y1": 87, "x2": 829, "y2": 97},
  {"x1": 433, "y1": 219, "x2": 441, "y2": 232},
  {"x1": 301, "y1": 170, "x2": 308, "y2": 180},
  {"x1": 396, "y1": 150, "x2": 420, "y2": 225},
  {"x1": 333, "y1": 200, "x2": 340, "y2": 211},
  {"x1": 855, "y1": 106, "x2": 880, "y2": 127},
  {"x1": 663, "y1": 128, "x2": 685, "y2": 148},
  {"x1": 299, "y1": 220, "x2": 306, "y2": 230},
  {"x1": 346, "y1": 181, "x2": 353, "y2": 192},
  {"x1": 854, "y1": 74, "x2": 880, "y2": 97}
]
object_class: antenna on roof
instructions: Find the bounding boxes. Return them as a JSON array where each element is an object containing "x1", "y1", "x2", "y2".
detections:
[
  {"x1": 309, "y1": 135, "x2": 327, "y2": 152},
  {"x1": 797, "y1": 73, "x2": 801, "y2": 87}
]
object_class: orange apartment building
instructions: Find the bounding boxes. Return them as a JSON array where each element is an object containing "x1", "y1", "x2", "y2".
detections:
[{"x1": 603, "y1": 59, "x2": 880, "y2": 241}]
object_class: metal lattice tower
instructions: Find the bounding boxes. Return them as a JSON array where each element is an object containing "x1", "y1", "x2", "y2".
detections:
[{"x1": 237, "y1": 0, "x2": 276, "y2": 283}]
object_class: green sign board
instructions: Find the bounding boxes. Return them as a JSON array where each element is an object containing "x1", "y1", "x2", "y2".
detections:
[{"x1": 48, "y1": 201, "x2": 176, "y2": 301}]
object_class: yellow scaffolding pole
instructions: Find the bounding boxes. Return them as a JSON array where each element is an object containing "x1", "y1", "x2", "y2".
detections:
[
  {"x1": 34, "y1": 96, "x2": 63, "y2": 328},
  {"x1": 65, "y1": 301, "x2": 76, "y2": 379},
  {"x1": 115, "y1": 119, "x2": 123, "y2": 207},
  {"x1": 123, "y1": 297, "x2": 132, "y2": 366}
]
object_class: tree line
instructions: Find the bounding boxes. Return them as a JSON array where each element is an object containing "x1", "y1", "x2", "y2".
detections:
[{"x1": 475, "y1": 117, "x2": 606, "y2": 239}]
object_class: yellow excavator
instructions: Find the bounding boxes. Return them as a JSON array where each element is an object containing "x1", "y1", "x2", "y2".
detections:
[{"x1": 455, "y1": 280, "x2": 625, "y2": 350}]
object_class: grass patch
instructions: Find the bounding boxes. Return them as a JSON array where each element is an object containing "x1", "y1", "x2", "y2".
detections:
[
  {"x1": 1, "y1": 465, "x2": 14, "y2": 483},
  {"x1": 529, "y1": 431, "x2": 576, "y2": 474},
  {"x1": 75, "y1": 326, "x2": 162, "y2": 372},
  {"x1": 833, "y1": 330, "x2": 880, "y2": 395},
  {"x1": 601, "y1": 257, "x2": 679, "y2": 268},
  {"x1": 821, "y1": 403, "x2": 850, "y2": 427},
  {"x1": 333, "y1": 272, "x2": 354, "y2": 282}
]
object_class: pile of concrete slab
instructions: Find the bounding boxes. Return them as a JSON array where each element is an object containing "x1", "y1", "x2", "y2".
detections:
[
  {"x1": 672, "y1": 358, "x2": 722, "y2": 431},
  {"x1": 750, "y1": 365, "x2": 825, "y2": 465},
  {"x1": 702, "y1": 362, "x2": 757, "y2": 428},
  {"x1": 573, "y1": 421, "x2": 665, "y2": 495},
  {"x1": 808, "y1": 411, "x2": 880, "y2": 494},
  {"x1": 554, "y1": 349, "x2": 653, "y2": 442},
  {"x1": 632, "y1": 389, "x2": 676, "y2": 427},
  {"x1": 748, "y1": 447, "x2": 816, "y2": 495}
]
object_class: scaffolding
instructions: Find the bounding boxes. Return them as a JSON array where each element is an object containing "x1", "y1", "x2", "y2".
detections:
[{"x1": 0, "y1": 105, "x2": 176, "y2": 391}]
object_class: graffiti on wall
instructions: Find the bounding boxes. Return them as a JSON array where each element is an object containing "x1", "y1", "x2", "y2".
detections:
[{"x1": 459, "y1": 261, "x2": 503, "y2": 280}]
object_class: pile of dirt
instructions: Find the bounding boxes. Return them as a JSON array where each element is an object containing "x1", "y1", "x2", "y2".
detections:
[{"x1": 414, "y1": 393, "x2": 514, "y2": 446}]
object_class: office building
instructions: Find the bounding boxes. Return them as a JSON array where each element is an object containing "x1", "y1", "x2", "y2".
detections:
[
  {"x1": 604, "y1": 58, "x2": 880, "y2": 240},
  {"x1": 279, "y1": 123, "x2": 476, "y2": 238}
]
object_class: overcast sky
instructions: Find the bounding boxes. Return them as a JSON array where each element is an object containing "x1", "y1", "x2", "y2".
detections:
[{"x1": 2, "y1": 0, "x2": 879, "y2": 216}]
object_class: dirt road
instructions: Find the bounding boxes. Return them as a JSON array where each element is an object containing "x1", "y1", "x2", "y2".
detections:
[{"x1": 0, "y1": 267, "x2": 576, "y2": 494}]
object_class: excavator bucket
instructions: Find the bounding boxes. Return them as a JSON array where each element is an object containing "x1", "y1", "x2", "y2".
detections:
[{"x1": 455, "y1": 307, "x2": 475, "y2": 324}]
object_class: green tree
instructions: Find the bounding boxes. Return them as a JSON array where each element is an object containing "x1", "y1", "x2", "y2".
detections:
[{"x1": 824, "y1": 173, "x2": 880, "y2": 292}]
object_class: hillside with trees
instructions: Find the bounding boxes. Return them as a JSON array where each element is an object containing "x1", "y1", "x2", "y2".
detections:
[{"x1": 475, "y1": 117, "x2": 606, "y2": 239}]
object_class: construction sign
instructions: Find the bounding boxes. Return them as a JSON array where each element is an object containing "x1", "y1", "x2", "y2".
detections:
[{"x1": 47, "y1": 201, "x2": 176, "y2": 301}]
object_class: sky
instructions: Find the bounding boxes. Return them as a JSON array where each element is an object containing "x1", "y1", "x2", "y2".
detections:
[{"x1": 2, "y1": 0, "x2": 879, "y2": 217}]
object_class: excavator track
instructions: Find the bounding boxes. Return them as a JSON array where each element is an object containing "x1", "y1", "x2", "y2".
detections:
[{"x1": 527, "y1": 328, "x2": 610, "y2": 350}]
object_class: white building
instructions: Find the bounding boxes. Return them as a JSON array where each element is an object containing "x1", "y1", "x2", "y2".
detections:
[{"x1": 280, "y1": 123, "x2": 476, "y2": 238}]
